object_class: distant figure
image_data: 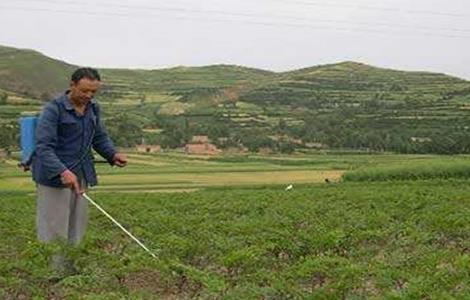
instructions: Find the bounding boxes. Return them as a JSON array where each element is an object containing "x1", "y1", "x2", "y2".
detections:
[
  {"x1": 325, "y1": 178, "x2": 330, "y2": 184},
  {"x1": 31, "y1": 68, "x2": 128, "y2": 277}
]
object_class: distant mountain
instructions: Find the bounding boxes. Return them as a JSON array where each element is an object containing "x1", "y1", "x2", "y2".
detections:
[
  {"x1": 1, "y1": 44, "x2": 467, "y2": 102},
  {"x1": 241, "y1": 61, "x2": 469, "y2": 107},
  {"x1": 2, "y1": 44, "x2": 470, "y2": 154},
  {"x1": 0, "y1": 45, "x2": 275, "y2": 99},
  {"x1": 283, "y1": 61, "x2": 467, "y2": 93}
]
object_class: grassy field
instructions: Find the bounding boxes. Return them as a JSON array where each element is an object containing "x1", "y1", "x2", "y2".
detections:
[
  {"x1": 0, "y1": 153, "x2": 469, "y2": 299},
  {"x1": 343, "y1": 155, "x2": 470, "y2": 182}
]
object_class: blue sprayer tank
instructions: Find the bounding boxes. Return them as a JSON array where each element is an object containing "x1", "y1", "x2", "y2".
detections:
[{"x1": 20, "y1": 115, "x2": 38, "y2": 165}]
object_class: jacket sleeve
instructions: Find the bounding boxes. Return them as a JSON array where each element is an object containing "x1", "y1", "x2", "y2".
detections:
[
  {"x1": 35, "y1": 102, "x2": 67, "y2": 179},
  {"x1": 92, "y1": 103, "x2": 116, "y2": 164}
]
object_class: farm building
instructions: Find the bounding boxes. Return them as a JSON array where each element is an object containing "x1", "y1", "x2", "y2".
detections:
[
  {"x1": 185, "y1": 143, "x2": 221, "y2": 155},
  {"x1": 184, "y1": 135, "x2": 221, "y2": 155}
]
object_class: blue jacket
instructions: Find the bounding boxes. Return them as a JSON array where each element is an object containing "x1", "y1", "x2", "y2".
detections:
[{"x1": 32, "y1": 91, "x2": 116, "y2": 187}]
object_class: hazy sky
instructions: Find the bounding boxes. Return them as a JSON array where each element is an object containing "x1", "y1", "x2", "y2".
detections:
[{"x1": 1, "y1": 0, "x2": 469, "y2": 79}]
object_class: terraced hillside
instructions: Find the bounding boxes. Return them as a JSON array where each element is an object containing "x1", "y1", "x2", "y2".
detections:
[
  {"x1": 244, "y1": 61, "x2": 469, "y2": 106},
  {"x1": 236, "y1": 62, "x2": 470, "y2": 153},
  {"x1": 1, "y1": 45, "x2": 470, "y2": 154}
]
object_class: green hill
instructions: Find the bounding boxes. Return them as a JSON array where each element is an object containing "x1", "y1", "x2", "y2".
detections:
[
  {"x1": 0, "y1": 45, "x2": 273, "y2": 99},
  {"x1": 1, "y1": 44, "x2": 470, "y2": 154},
  {"x1": 1, "y1": 45, "x2": 467, "y2": 108},
  {"x1": 243, "y1": 61, "x2": 469, "y2": 106},
  {"x1": 0, "y1": 45, "x2": 76, "y2": 99}
]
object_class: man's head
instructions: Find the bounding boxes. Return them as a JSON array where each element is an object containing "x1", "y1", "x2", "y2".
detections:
[{"x1": 69, "y1": 67, "x2": 101, "y2": 106}]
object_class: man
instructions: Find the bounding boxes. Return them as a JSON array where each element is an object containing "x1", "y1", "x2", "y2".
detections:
[{"x1": 32, "y1": 67, "x2": 127, "y2": 274}]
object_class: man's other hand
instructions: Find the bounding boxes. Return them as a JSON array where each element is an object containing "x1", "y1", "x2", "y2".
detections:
[
  {"x1": 113, "y1": 153, "x2": 127, "y2": 167},
  {"x1": 60, "y1": 169, "x2": 83, "y2": 194}
]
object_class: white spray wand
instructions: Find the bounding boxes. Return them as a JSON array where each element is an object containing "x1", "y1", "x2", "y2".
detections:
[{"x1": 82, "y1": 193, "x2": 158, "y2": 259}]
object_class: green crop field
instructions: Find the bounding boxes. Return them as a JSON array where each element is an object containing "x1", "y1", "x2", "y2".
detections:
[{"x1": 1, "y1": 153, "x2": 469, "y2": 299}]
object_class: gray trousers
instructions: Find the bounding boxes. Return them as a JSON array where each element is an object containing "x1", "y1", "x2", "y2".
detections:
[{"x1": 36, "y1": 182, "x2": 88, "y2": 246}]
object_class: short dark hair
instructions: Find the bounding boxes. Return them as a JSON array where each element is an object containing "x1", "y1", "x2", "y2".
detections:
[{"x1": 71, "y1": 67, "x2": 101, "y2": 83}]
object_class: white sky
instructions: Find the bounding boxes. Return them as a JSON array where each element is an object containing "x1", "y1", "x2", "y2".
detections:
[{"x1": 0, "y1": 0, "x2": 469, "y2": 79}]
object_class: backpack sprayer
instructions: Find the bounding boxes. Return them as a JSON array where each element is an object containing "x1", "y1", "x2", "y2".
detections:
[
  {"x1": 19, "y1": 114, "x2": 38, "y2": 170},
  {"x1": 19, "y1": 112, "x2": 158, "y2": 259}
]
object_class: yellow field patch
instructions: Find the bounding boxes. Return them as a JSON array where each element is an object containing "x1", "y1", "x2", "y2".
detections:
[
  {"x1": 159, "y1": 102, "x2": 192, "y2": 115},
  {"x1": 1, "y1": 170, "x2": 343, "y2": 192},
  {"x1": 94, "y1": 183, "x2": 200, "y2": 190},
  {"x1": 98, "y1": 170, "x2": 343, "y2": 187},
  {"x1": 93, "y1": 188, "x2": 200, "y2": 194}
]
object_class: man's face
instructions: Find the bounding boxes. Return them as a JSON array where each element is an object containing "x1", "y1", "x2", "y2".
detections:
[{"x1": 69, "y1": 78, "x2": 101, "y2": 106}]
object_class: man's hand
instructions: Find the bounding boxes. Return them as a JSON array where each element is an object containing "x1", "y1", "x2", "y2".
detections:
[
  {"x1": 60, "y1": 169, "x2": 83, "y2": 194},
  {"x1": 113, "y1": 153, "x2": 127, "y2": 167}
]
